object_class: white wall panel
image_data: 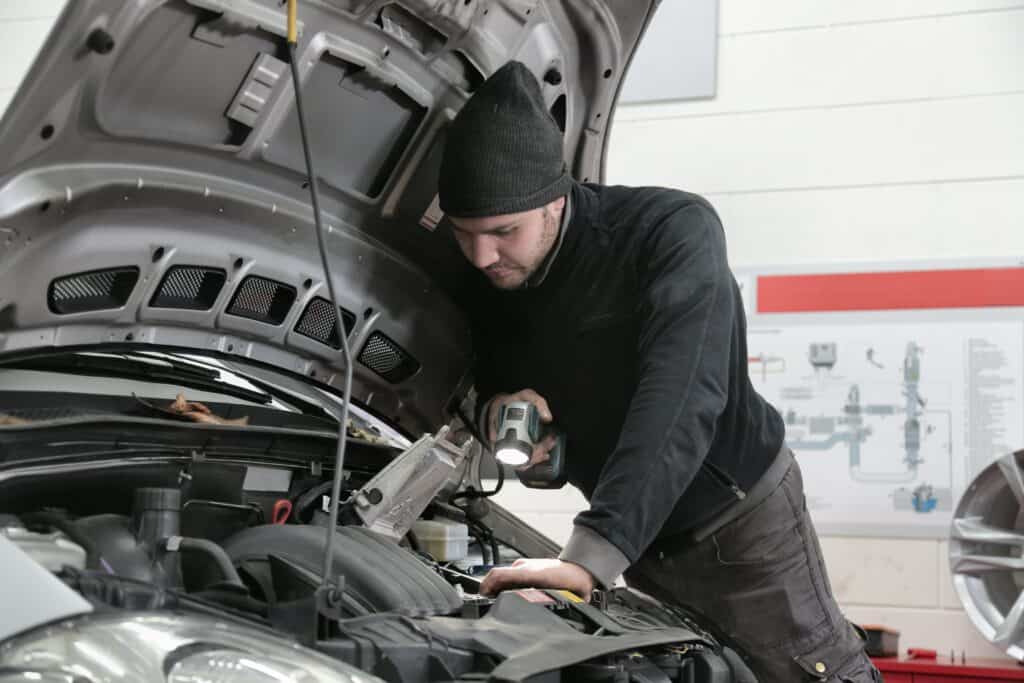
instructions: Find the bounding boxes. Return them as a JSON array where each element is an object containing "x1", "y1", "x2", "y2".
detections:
[
  {"x1": 491, "y1": 481, "x2": 588, "y2": 515},
  {"x1": 0, "y1": 18, "x2": 59, "y2": 91},
  {"x1": 609, "y1": 94, "x2": 1024, "y2": 194},
  {"x1": 720, "y1": 0, "x2": 1024, "y2": 35},
  {"x1": 507, "y1": 512, "x2": 576, "y2": 547},
  {"x1": 819, "y1": 537, "x2": 940, "y2": 608},
  {"x1": 937, "y1": 541, "x2": 963, "y2": 610},
  {"x1": 618, "y1": 9, "x2": 1024, "y2": 121},
  {"x1": 0, "y1": 2, "x2": 65, "y2": 22},
  {"x1": 709, "y1": 178, "x2": 1024, "y2": 267},
  {"x1": 0, "y1": 88, "x2": 13, "y2": 119}
]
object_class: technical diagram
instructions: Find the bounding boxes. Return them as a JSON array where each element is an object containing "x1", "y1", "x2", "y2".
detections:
[
  {"x1": 892, "y1": 483, "x2": 953, "y2": 514},
  {"x1": 809, "y1": 342, "x2": 837, "y2": 372},
  {"x1": 782, "y1": 341, "x2": 951, "y2": 487},
  {"x1": 747, "y1": 353, "x2": 786, "y2": 382},
  {"x1": 746, "y1": 320, "x2": 1022, "y2": 535}
]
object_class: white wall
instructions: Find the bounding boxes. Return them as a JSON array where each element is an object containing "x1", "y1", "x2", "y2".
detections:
[
  {"x1": 507, "y1": 0, "x2": 1023, "y2": 661},
  {"x1": 609, "y1": 0, "x2": 1024, "y2": 269},
  {"x1": 0, "y1": 1, "x2": 64, "y2": 115},
  {"x1": 1, "y1": 0, "x2": 1020, "y2": 662}
]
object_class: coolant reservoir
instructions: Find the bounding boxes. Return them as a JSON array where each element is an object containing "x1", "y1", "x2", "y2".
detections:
[{"x1": 411, "y1": 519, "x2": 470, "y2": 561}]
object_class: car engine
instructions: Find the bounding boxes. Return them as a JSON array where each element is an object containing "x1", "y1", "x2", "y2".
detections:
[{"x1": 0, "y1": 438, "x2": 755, "y2": 683}]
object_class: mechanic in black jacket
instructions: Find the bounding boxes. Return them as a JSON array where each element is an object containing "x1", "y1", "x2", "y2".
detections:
[{"x1": 438, "y1": 61, "x2": 880, "y2": 683}]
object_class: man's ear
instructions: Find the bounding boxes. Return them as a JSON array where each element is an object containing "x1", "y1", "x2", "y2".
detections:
[{"x1": 547, "y1": 195, "x2": 567, "y2": 219}]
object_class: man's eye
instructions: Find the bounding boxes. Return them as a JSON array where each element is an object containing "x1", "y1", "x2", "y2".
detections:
[{"x1": 496, "y1": 227, "x2": 515, "y2": 236}]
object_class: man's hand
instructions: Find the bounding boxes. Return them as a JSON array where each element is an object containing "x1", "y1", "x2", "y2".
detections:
[
  {"x1": 479, "y1": 558, "x2": 595, "y2": 601},
  {"x1": 486, "y1": 389, "x2": 556, "y2": 469}
]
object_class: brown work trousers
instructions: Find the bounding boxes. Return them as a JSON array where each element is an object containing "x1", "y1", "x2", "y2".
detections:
[{"x1": 625, "y1": 454, "x2": 881, "y2": 682}]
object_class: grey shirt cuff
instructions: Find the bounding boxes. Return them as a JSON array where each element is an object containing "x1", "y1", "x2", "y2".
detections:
[{"x1": 558, "y1": 525, "x2": 630, "y2": 590}]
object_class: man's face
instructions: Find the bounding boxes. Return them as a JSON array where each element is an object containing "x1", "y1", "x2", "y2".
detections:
[{"x1": 449, "y1": 196, "x2": 565, "y2": 290}]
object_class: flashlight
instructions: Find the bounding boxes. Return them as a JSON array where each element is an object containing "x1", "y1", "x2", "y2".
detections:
[
  {"x1": 493, "y1": 401, "x2": 566, "y2": 488},
  {"x1": 494, "y1": 401, "x2": 537, "y2": 466}
]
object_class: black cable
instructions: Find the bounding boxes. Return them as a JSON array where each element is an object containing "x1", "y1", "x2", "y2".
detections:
[
  {"x1": 468, "y1": 524, "x2": 491, "y2": 565},
  {"x1": 450, "y1": 454, "x2": 504, "y2": 501},
  {"x1": 451, "y1": 472, "x2": 504, "y2": 501},
  {"x1": 404, "y1": 529, "x2": 421, "y2": 553},
  {"x1": 488, "y1": 528, "x2": 500, "y2": 566},
  {"x1": 286, "y1": 11, "x2": 354, "y2": 589},
  {"x1": 456, "y1": 405, "x2": 489, "y2": 452},
  {"x1": 429, "y1": 502, "x2": 468, "y2": 523},
  {"x1": 449, "y1": 406, "x2": 504, "y2": 501},
  {"x1": 293, "y1": 480, "x2": 334, "y2": 521}
]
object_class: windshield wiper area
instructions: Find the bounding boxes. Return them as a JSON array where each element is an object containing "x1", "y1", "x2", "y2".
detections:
[{"x1": 0, "y1": 352, "x2": 273, "y2": 406}]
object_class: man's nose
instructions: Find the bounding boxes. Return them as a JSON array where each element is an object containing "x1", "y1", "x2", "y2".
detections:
[{"x1": 470, "y1": 237, "x2": 499, "y2": 269}]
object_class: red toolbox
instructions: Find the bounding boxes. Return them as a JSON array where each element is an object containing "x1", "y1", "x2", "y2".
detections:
[{"x1": 873, "y1": 653, "x2": 1024, "y2": 682}]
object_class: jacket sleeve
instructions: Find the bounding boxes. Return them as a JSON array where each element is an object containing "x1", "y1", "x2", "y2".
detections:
[{"x1": 559, "y1": 202, "x2": 734, "y2": 588}]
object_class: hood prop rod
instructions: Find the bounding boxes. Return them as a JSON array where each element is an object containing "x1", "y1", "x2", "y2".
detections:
[{"x1": 287, "y1": 0, "x2": 354, "y2": 617}]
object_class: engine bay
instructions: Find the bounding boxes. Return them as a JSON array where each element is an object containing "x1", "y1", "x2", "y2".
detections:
[{"x1": 0, "y1": 421, "x2": 753, "y2": 683}]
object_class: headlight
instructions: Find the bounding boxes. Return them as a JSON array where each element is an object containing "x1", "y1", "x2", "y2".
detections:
[{"x1": 0, "y1": 612, "x2": 383, "y2": 683}]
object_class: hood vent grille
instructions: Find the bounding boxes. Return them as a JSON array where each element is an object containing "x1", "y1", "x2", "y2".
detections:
[
  {"x1": 48, "y1": 267, "x2": 140, "y2": 315},
  {"x1": 359, "y1": 331, "x2": 420, "y2": 383},
  {"x1": 295, "y1": 297, "x2": 357, "y2": 349},
  {"x1": 227, "y1": 276, "x2": 296, "y2": 325},
  {"x1": 150, "y1": 266, "x2": 226, "y2": 310}
]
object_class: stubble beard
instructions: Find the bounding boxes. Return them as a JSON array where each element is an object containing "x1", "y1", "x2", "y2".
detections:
[{"x1": 485, "y1": 208, "x2": 558, "y2": 290}]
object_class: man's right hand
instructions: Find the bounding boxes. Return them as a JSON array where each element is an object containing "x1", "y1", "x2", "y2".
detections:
[{"x1": 486, "y1": 389, "x2": 556, "y2": 470}]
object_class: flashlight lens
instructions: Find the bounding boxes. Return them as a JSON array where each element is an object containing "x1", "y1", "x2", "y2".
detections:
[{"x1": 496, "y1": 447, "x2": 529, "y2": 466}]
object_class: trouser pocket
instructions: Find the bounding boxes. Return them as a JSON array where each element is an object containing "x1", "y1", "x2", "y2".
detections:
[
  {"x1": 793, "y1": 624, "x2": 881, "y2": 682},
  {"x1": 706, "y1": 466, "x2": 833, "y2": 651}
]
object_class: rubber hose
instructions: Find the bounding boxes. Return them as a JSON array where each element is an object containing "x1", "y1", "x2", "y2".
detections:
[{"x1": 169, "y1": 536, "x2": 244, "y2": 588}]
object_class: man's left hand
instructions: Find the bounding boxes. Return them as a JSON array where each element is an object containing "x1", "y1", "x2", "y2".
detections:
[{"x1": 479, "y1": 558, "x2": 595, "y2": 600}]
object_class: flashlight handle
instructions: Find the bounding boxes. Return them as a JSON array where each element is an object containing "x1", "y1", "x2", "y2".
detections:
[
  {"x1": 496, "y1": 401, "x2": 541, "y2": 440},
  {"x1": 517, "y1": 429, "x2": 567, "y2": 489}
]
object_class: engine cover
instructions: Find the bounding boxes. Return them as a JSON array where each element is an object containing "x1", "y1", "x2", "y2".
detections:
[{"x1": 223, "y1": 524, "x2": 462, "y2": 617}]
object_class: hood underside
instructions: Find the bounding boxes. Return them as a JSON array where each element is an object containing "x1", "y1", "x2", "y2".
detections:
[{"x1": 0, "y1": 0, "x2": 659, "y2": 432}]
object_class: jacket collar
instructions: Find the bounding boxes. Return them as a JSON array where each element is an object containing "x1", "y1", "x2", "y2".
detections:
[
  {"x1": 524, "y1": 180, "x2": 598, "y2": 290},
  {"x1": 525, "y1": 190, "x2": 573, "y2": 287},
  {"x1": 525, "y1": 181, "x2": 596, "y2": 291}
]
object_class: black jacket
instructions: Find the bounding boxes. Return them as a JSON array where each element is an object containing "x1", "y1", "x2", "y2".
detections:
[{"x1": 458, "y1": 182, "x2": 785, "y2": 581}]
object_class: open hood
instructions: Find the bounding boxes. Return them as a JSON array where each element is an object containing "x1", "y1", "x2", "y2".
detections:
[{"x1": 0, "y1": 0, "x2": 659, "y2": 433}]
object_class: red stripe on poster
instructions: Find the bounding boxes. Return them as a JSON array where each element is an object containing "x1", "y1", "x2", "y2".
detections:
[{"x1": 757, "y1": 267, "x2": 1024, "y2": 313}]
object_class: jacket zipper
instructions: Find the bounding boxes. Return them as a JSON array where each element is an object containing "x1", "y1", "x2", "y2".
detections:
[{"x1": 702, "y1": 461, "x2": 747, "y2": 501}]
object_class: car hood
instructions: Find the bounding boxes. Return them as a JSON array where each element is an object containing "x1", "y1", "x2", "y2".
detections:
[{"x1": 0, "y1": 0, "x2": 658, "y2": 433}]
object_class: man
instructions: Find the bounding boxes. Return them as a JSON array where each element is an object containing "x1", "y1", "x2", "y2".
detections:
[{"x1": 438, "y1": 61, "x2": 880, "y2": 683}]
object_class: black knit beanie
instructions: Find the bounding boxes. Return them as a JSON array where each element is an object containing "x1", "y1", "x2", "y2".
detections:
[{"x1": 438, "y1": 61, "x2": 572, "y2": 218}]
